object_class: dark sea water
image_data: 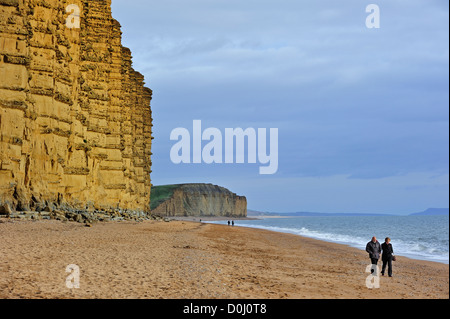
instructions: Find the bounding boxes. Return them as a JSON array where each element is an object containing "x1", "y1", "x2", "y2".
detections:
[{"x1": 209, "y1": 215, "x2": 449, "y2": 264}]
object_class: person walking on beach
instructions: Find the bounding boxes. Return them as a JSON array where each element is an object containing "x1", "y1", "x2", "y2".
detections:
[
  {"x1": 366, "y1": 236, "x2": 381, "y2": 274},
  {"x1": 381, "y1": 237, "x2": 394, "y2": 277}
]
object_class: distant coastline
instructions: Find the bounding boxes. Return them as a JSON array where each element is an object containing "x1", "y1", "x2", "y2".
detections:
[{"x1": 248, "y1": 208, "x2": 449, "y2": 218}]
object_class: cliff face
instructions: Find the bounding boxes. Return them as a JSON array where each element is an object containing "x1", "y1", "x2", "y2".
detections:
[
  {"x1": 151, "y1": 184, "x2": 247, "y2": 218},
  {"x1": 0, "y1": 0, "x2": 152, "y2": 217}
]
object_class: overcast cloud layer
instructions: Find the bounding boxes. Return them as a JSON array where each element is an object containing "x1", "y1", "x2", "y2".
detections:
[{"x1": 111, "y1": 0, "x2": 449, "y2": 214}]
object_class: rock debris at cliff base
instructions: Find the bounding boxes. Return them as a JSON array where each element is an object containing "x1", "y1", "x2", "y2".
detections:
[{"x1": 0, "y1": 0, "x2": 153, "y2": 219}]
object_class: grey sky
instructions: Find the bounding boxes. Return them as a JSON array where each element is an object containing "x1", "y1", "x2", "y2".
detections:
[{"x1": 111, "y1": 0, "x2": 449, "y2": 214}]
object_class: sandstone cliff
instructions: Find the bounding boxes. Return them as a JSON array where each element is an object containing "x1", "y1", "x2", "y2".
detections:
[
  {"x1": 0, "y1": 0, "x2": 152, "y2": 219},
  {"x1": 151, "y1": 184, "x2": 247, "y2": 218}
]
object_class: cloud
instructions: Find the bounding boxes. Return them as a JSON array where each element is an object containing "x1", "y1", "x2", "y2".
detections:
[{"x1": 111, "y1": 0, "x2": 449, "y2": 211}]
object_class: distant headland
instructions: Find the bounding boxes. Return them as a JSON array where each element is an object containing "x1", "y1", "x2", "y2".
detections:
[{"x1": 151, "y1": 184, "x2": 247, "y2": 218}]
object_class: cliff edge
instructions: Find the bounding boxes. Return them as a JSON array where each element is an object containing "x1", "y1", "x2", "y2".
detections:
[
  {"x1": 151, "y1": 184, "x2": 247, "y2": 218},
  {"x1": 0, "y1": 0, "x2": 152, "y2": 220}
]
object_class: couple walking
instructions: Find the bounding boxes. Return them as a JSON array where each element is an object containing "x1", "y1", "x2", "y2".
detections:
[{"x1": 366, "y1": 236, "x2": 395, "y2": 277}]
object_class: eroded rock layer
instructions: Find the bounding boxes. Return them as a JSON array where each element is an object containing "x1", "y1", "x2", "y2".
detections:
[{"x1": 0, "y1": 0, "x2": 153, "y2": 217}]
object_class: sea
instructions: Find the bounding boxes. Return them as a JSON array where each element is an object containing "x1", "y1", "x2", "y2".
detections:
[{"x1": 208, "y1": 215, "x2": 449, "y2": 264}]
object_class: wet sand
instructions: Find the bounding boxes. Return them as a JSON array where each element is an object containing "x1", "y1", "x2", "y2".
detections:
[
  {"x1": 0, "y1": 218, "x2": 448, "y2": 299},
  {"x1": 170, "y1": 216, "x2": 258, "y2": 222}
]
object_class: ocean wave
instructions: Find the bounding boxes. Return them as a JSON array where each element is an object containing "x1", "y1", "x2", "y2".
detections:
[
  {"x1": 215, "y1": 222, "x2": 449, "y2": 264},
  {"x1": 393, "y1": 240, "x2": 449, "y2": 263},
  {"x1": 232, "y1": 223, "x2": 369, "y2": 251}
]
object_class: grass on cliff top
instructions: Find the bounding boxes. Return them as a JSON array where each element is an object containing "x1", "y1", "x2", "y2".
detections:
[{"x1": 150, "y1": 185, "x2": 181, "y2": 210}]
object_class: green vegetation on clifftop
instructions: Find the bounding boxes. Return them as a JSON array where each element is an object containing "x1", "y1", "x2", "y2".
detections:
[{"x1": 150, "y1": 185, "x2": 181, "y2": 210}]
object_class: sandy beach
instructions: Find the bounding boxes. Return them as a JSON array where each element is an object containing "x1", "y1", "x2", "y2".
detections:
[{"x1": 0, "y1": 218, "x2": 448, "y2": 299}]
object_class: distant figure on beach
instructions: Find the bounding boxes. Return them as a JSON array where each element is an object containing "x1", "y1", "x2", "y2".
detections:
[
  {"x1": 366, "y1": 236, "x2": 381, "y2": 274},
  {"x1": 232, "y1": 220, "x2": 234, "y2": 226},
  {"x1": 228, "y1": 220, "x2": 230, "y2": 226},
  {"x1": 381, "y1": 237, "x2": 394, "y2": 277}
]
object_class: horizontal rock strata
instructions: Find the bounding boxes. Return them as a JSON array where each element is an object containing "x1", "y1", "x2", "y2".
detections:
[{"x1": 0, "y1": 0, "x2": 153, "y2": 220}]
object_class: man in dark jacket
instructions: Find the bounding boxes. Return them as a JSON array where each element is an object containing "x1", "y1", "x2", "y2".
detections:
[
  {"x1": 381, "y1": 237, "x2": 394, "y2": 277},
  {"x1": 366, "y1": 236, "x2": 381, "y2": 274}
]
